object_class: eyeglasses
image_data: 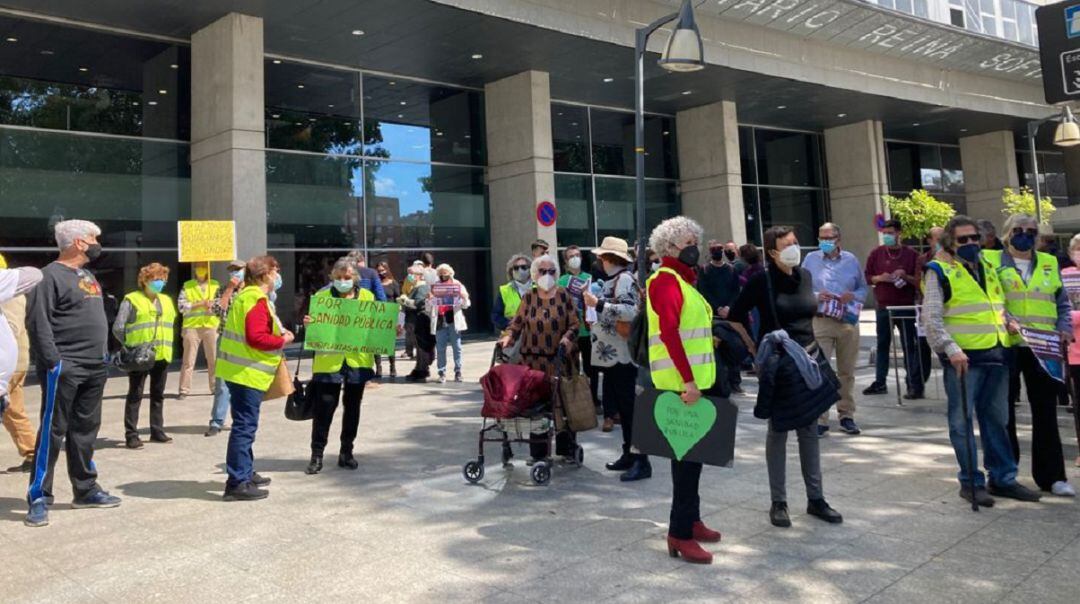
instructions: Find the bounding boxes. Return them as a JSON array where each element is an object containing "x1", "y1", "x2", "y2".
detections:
[
  {"x1": 537, "y1": 268, "x2": 557, "y2": 276},
  {"x1": 513, "y1": 265, "x2": 529, "y2": 271},
  {"x1": 1011, "y1": 227, "x2": 1039, "y2": 237},
  {"x1": 956, "y1": 234, "x2": 980, "y2": 245}
]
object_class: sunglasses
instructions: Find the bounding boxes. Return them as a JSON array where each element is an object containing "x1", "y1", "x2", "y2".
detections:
[
  {"x1": 537, "y1": 268, "x2": 557, "y2": 276},
  {"x1": 1011, "y1": 227, "x2": 1039, "y2": 237},
  {"x1": 956, "y1": 234, "x2": 980, "y2": 245},
  {"x1": 513, "y1": 265, "x2": 529, "y2": 271}
]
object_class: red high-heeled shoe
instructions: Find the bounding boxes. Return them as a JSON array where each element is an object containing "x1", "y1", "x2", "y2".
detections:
[
  {"x1": 667, "y1": 535, "x2": 713, "y2": 564},
  {"x1": 692, "y1": 521, "x2": 722, "y2": 543}
]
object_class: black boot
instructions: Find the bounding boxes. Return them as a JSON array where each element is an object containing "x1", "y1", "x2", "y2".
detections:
[
  {"x1": 605, "y1": 446, "x2": 634, "y2": 472},
  {"x1": 619, "y1": 456, "x2": 652, "y2": 482},
  {"x1": 305, "y1": 454, "x2": 323, "y2": 475},
  {"x1": 770, "y1": 501, "x2": 791, "y2": 527},
  {"x1": 807, "y1": 498, "x2": 843, "y2": 524},
  {"x1": 338, "y1": 451, "x2": 358, "y2": 470}
]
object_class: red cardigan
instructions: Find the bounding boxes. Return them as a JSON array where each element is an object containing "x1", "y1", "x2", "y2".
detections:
[
  {"x1": 647, "y1": 257, "x2": 697, "y2": 385},
  {"x1": 244, "y1": 298, "x2": 285, "y2": 351}
]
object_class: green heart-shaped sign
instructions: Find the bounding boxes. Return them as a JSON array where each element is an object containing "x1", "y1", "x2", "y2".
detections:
[{"x1": 654, "y1": 391, "x2": 717, "y2": 461}]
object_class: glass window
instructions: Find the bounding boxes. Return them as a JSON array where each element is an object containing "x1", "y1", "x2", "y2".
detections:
[
  {"x1": 896, "y1": 0, "x2": 913, "y2": 14},
  {"x1": 590, "y1": 109, "x2": 676, "y2": 178},
  {"x1": 552, "y1": 104, "x2": 590, "y2": 173},
  {"x1": 0, "y1": 16, "x2": 190, "y2": 139},
  {"x1": 593, "y1": 177, "x2": 679, "y2": 245},
  {"x1": 266, "y1": 152, "x2": 363, "y2": 249},
  {"x1": 742, "y1": 187, "x2": 762, "y2": 247},
  {"x1": 362, "y1": 75, "x2": 485, "y2": 166},
  {"x1": 914, "y1": 0, "x2": 929, "y2": 18},
  {"x1": 554, "y1": 175, "x2": 595, "y2": 248},
  {"x1": 739, "y1": 126, "x2": 756, "y2": 185},
  {"x1": 0, "y1": 127, "x2": 190, "y2": 247},
  {"x1": 265, "y1": 61, "x2": 362, "y2": 154},
  {"x1": 756, "y1": 188, "x2": 828, "y2": 246},
  {"x1": 887, "y1": 142, "x2": 918, "y2": 193},
  {"x1": 754, "y1": 129, "x2": 822, "y2": 187},
  {"x1": 365, "y1": 162, "x2": 487, "y2": 249},
  {"x1": 941, "y1": 146, "x2": 964, "y2": 194}
]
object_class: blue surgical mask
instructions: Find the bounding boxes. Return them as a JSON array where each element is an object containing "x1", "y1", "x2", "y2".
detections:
[
  {"x1": 230, "y1": 270, "x2": 244, "y2": 281},
  {"x1": 1010, "y1": 232, "x2": 1035, "y2": 253},
  {"x1": 333, "y1": 279, "x2": 353, "y2": 293},
  {"x1": 818, "y1": 240, "x2": 836, "y2": 255},
  {"x1": 149, "y1": 279, "x2": 165, "y2": 294},
  {"x1": 882, "y1": 234, "x2": 898, "y2": 247},
  {"x1": 273, "y1": 273, "x2": 283, "y2": 292}
]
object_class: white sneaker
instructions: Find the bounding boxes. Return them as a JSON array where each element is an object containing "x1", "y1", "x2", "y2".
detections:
[
  {"x1": 438, "y1": 373, "x2": 446, "y2": 384},
  {"x1": 1051, "y1": 481, "x2": 1076, "y2": 497}
]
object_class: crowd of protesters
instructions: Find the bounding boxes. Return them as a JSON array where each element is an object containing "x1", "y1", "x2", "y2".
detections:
[{"x1": 2, "y1": 213, "x2": 1078, "y2": 567}]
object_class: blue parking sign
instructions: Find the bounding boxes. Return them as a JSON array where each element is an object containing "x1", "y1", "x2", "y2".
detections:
[{"x1": 1068, "y1": 5, "x2": 1080, "y2": 38}]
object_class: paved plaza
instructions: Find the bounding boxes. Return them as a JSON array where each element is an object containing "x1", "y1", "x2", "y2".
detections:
[{"x1": 2, "y1": 339, "x2": 1079, "y2": 603}]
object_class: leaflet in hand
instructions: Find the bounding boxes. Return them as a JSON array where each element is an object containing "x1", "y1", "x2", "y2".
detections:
[
  {"x1": 818, "y1": 297, "x2": 862, "y2": 325},
  {"x1": 1020, "y1": 326, "x2": 1065, "y2": 383},
  {"x1": 566, "y1": 275, "x2": 591, "y2": 314},
  {"x1": 1063, "y1": 272, "x2": 1080, "y2": 308},
  {"x1": 430, "y1": 283, "x2": 460, "y2": 307}
]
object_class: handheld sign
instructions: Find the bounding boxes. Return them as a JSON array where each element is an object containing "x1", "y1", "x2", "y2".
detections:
[
  {"x1": 303, "y1": 296, "x2": 399, "y2": 356},
  {"x1": 178, "y1": 221, "x2": 237, "y2": 263},
  {"x1": 430, "y1": 283, "x2": 461, "y2": 307},
  {"x1": 1019, "y1": 326, "x2": 1066, "y2": 383},
  {"x1": 631, "y1": 388, "x2": 738, "y2": 467},
  {"x1": 1063, "y1": 271, "x2": 1080, "y2": 307}
]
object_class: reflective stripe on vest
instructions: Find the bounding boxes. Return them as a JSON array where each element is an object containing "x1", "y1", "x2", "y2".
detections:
[
  {"x1": 983, "y1": 251, "x2": 1061, "y2": 345},
  {"x1": 123, "y1": 291, "x2": 176, "y2": 363},
  {"x1": 216, "y1": 286, "x2": 282, "y2": 391},
  {"x1": 931, "y1": 256, "x2": 1010, "y2": 351},
  {"x1": 645, "y1": 267, "x2": 716, "y2": 391},
  {"x1": 181, "y1": 279, "x2": 221, "y2": 329},
  {"x1": 499, "y1": 283, "x2": 523, "y2": 319},
  {"x1": 311, "y1": 287, "x2": 376, "y2": 374}
]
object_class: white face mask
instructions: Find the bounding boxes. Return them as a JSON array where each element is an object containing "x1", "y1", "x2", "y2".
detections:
[
  {"x1": 567, "y1": 256, "x2": 581, "y2": 271},
  {"x1": 777, "y1": 244, "x2": 801, "y2": 268},
  {"x1": 537, "y1": 275, "x2": 556, "y2": 291}
]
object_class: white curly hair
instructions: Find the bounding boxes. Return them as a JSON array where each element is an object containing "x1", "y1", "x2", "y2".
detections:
[
  {"x1": 648, "y1": 216, "x2": 704, "y2": 259},
  {"x1": 530, "y1": 254, "x2": 559, "y2": 281},
  {"x1": 54, "y1": 219, "x2": 101, "y2": 251},
  {"x1": 435, "y1": 263, "x2": 455, "y2": 278}
]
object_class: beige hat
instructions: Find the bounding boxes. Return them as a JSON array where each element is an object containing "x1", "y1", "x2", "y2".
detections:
[
  {"x1": 227, "y1": 259, "x2": 245, "y2": 270},
  {"x1": 591, "y1": 236, "x2": 633, "y2": 262}
]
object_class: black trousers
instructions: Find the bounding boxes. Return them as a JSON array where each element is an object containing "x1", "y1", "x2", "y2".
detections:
[
  {"x1": 603, "y1": 362, "x2": 640, "y2": 455},
  {"x1": 1069, "y1": 366, "x2": 1080, "y2": 460},
  {"x1": 124, "y1": 359, "x2": 168, "y2": 440},
  {"x1": 669, "y1": 460, "x2": 702, "y2": 539},
  {"x1": 29, "y1": 361, "x2": 108, "y2": 500},
  {"x1": 412, "y1": 323, "x2": 435, "y2": 376},
  {"x1": 310, "y1": 380, "x2": 366, "y2": 456},
  {"x1": 1007, "y1": 348, "x2": 1068, "y2": 490},
  {"x1": 578, "y1": 336, "x2": 599, "y2": 408}
]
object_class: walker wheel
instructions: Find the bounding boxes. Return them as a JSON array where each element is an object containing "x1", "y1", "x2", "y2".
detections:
[
  {"x1": 531, "y1": 461, "x2": 551, "y2": 485},
  {"x1": 463, "y1": 460, "x2": 484, "y2": 483},
  {"x1": 573, "y1": 445, "x2": 585, "y2": 466}
]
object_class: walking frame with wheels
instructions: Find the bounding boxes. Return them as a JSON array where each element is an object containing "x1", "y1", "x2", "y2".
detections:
[{"x1": 463, "y1": 345, "x2": 583, "y2": 486}]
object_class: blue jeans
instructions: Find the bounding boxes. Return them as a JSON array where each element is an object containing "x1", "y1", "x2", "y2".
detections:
[
  {"x1": 224, "y1": 382, "x2": 263, "y2": 488},
  {"x1": 209, "y1": 377, "x2": 231, "y2": 428},
  {"x1": 942, "y1": 363, "x2": 1018, "y2": 488},
  {"x1": 435, "y1": 323, "x2": 462, "y2": 375}
]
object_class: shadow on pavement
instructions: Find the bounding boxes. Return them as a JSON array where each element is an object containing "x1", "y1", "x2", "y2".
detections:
[{"x1": 116, "y1": 480, "x2": 222, "y2": 501}]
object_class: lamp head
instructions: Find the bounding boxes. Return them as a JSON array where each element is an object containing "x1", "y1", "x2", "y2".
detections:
[
  {"x1": 659, "y1": 0, "x2": 705, "y2": 73},
  {"x1": 1054, "y1": 106, "x2": 1080, "y2": 147}
]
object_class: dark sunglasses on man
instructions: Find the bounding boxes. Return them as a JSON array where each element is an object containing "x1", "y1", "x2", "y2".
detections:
[{"x1": 955, "y1": 234, "x2": 980, "y2": 245}]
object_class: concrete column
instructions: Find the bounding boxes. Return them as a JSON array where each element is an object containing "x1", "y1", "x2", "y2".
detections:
[
  {"x1": 190, "y1": 13, "x2": 266, "y2": 260},
  {"x1": 824, "y1": 120, "x2": 889, "y2": 265},
  {"x1": 676, "y1": 100, "x2": 745, "y2": 243},
  {"x1": 484, "y1": 70, "x2": 555, "y2": 293},
  {"x1": 959, "y1": 130, "x2": 1018, "y2": 223}
]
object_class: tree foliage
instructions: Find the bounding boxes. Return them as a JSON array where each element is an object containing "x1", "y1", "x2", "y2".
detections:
[
  {"x1": 1001, "y1": 186, "x2": 1056, "y2": 223},
  {"x1": 882, "y1": 189, "x2": 956, "y2": 241}
]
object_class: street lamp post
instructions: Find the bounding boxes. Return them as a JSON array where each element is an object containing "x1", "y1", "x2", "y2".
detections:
[
  {"x1": 1025, "y1": 105, "x2": 1080, "y2": 225},
  {"x1": 634, "y1": 0, "x2": 705, "y2": 286}
]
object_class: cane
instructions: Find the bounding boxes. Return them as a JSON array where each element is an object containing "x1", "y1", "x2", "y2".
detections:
[{"x1": 958, "y1": 367, "x2": 979, "y2": 512}]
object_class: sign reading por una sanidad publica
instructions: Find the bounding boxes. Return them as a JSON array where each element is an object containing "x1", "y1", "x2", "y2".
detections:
[{"x1": 303, "y1": 296, "x2": 399, "y2": 357}]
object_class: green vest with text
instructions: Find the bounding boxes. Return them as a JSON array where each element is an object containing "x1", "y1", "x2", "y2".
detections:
[
  {"x1": 181, "y1": 279, "x2": 220, "y2": 329},
  {"x1": 983, "y1": 250, "x2": 1061, "y2": 346},
  {"x1": 217, "y1": 286, "x2": 282, "y2": 391},
  {"x1": 930, "y1": 254, "x2": 1010, "y2": 351},
  {"x1": 123, "y1": 290, "x2": 176, "y2": 363},
  {"x1": 499, "y1": 282, "x2": 523, "y2": 319},
  {"x1": 645, "y1": 267, "x2": 716, "y2": 391},
  {"x1": 311, "y1": 287, "x2": 376, "y2": 375}
]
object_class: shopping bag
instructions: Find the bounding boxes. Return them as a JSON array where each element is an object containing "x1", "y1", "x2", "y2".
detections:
[
  {"x1": 262, "y1": 359, "x2": 295, "y2": 401},
  {"x1": 556, "y1": 373, "x2": 598, "y2": 432}
]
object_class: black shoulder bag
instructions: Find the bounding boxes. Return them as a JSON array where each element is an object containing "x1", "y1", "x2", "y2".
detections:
[
  {"x1": 283, "y1": 350, "x2": 313, "y2": 421},
  {"x1": 113, "y1": 311, "x2": 160, "y2": 373}
]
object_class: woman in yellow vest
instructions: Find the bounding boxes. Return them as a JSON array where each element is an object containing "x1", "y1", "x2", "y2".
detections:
[
  {"x1": 112, "y1": 263, "x2": 176, "y2": 450},
  {"x1": 645, "y1": 217, "x2": 722, "y2": 565},
  {"x1": 491, "y1": 254, "x2": 532, "y2": 334},
  {"x1": 216, "y1": 256, "x2": 294, "y2": 501},
  {"x1": 985, "y1": 214, "x2": 1075, "y2": 497},
  {"x1": 178, "y1": 262, "x2": 220, "y2": 399},
  {"x1": 301, "y1": 258, "x2": 375, "y2": 474}
]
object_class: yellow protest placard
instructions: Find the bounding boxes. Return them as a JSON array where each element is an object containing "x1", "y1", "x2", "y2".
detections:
[{"x1": 178, "y1": 221, "x2": 237, "y2": 263}]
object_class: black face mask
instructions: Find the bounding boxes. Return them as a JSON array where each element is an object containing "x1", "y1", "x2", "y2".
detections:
[
  {"x1": 678, "y1": 245, "x2": 700, "y2": 267},
  {"x1": 439, "y1": 275, "x2": 450, "y2": 282},
  {"x1": 85, "y1": 243, "x2": 103, "y2": 262},
  {"x1": 710, "y1": 250, "x2": 724, "y2": 261},
  {"x1": 724, "y1": 250, "x2": 736, "y2": 261},
  {"x1": 956, "y1": 243, "x2": 981, "y2": 264}
]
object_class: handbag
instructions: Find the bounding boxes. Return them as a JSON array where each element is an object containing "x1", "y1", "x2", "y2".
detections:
[
  {"x1": 263, "y1": 357, "x2": 296, "y2": 401},
  {"x1": 112, "y1": 313, "x2": 160, "y2": 373},
  {"x1": 283, "y1": 352, "x2": 312, "y2": 420},
  {"x1": 553, "y1": 353, "x2": 598, "y2": 432}
]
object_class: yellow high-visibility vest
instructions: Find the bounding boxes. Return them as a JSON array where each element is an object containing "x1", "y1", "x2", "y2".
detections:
[
  {"x1": 216, "y1": 286, "x2": 282, "y2": 391},
  {"x1": 983, "y1": 250, "x2": 1061, "y2": 346},
  {"x1": 646, "y1": 267, "x2": 716, "y2": 391},
  {"x1": 123, "y1": 290, "x2": 176, "y2": 363},
  {"x1": 930, "y1": 255, "x2": 1010, "y2": 351},
  {"x1": 181, "y1": 279, "x2": 220, "y2": 329}
]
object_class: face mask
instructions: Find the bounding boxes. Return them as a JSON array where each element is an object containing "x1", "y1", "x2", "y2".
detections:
[
  {"x1": 678, "y1": 245, "x2": 700, "y2": 267},
  {"x1": 378, "y1": 271, "x2": 387, "y2": 279},
  {"x1": 777, "y1": 244, "x2": 801, "y2": 268},
  {"x1": 724, "y1": 250, "x2": 736, "y2": 261},
  {"x1": 149, "y1": 279, "x2": 165, "y2": 294},
  {"x1": 439, "y1": 274, "x2": 451, "y2": 282},
  {"x1": 882, "y1": 234, "x2": 898, "y2": 247},
  {"x1": 537, "y1": 275, "x2": 556, "y2": 291},
  {"x1": 513, "y1": 268, "x2": 530, "y2": 283},
  {"x1": 1010, "y1": 233, "x2": 1035, "y2": 253},
  {"x1": 934, "y1": 243, "x2": 942, "y2": 253},
  {"x1": 230, "y1": 270, "x2": 244, "y2": 281},
  {"x1": 567, "y1": 256, "x2": 581, "y2": 271},
  {"x1": 651, "y1": 261, "x2": 660, "y2": 273},
  {"x1": 406, "y1": 274, "x2": 416, "y2": 283},
  {"x1": 818, "y1": 240, "x2": 837, "y2": 255},
  {"x1": 272, "y1": 273, "x2": 283, "y2": 292},
  {"x1": 710, "y1": 249, "x2": 725, "y2": 262},
  {"x1": 84, "y1": 242, "x2": 102, "y2": 261},
  {"x1": 956, "y1": 243, "x2": 981, "y2": 264},
  {"x1": 195, "y1": 268, "x2": 208, "y2": 281},
  {"x1": 604, "y1": 263, "x2": 621, "y2": 277},
  {"x1": 333, "y1": 279, "x2": 353, "y2": 293}
]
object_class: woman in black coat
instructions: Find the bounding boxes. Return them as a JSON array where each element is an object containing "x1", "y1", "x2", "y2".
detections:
[{"x1": 727, "y1": 226, "x2": 843, "y2": 529}]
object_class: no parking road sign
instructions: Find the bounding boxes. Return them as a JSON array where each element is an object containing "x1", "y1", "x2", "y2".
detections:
[{"x1": 536, "y1": 201, "x2": 557, "y2": 227}]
